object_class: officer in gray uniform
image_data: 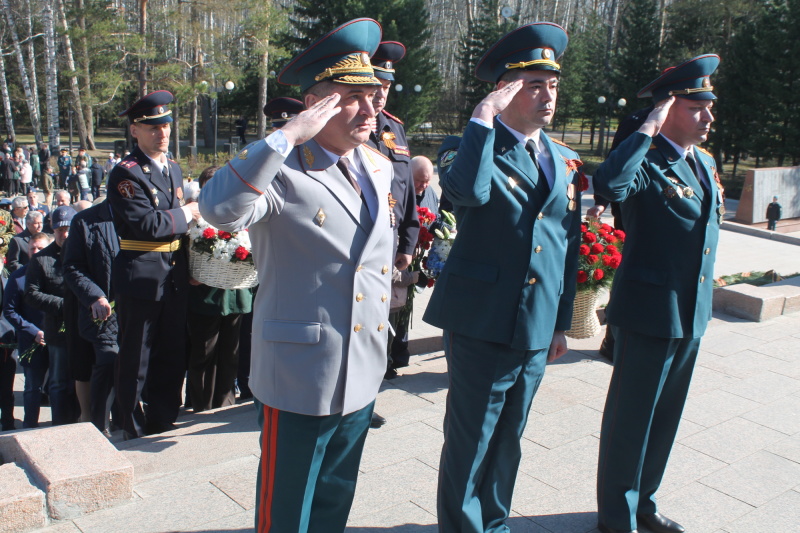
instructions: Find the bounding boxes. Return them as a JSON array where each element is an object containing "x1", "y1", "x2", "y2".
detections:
[
  {"x1": 593, "y1": 54, "x2": 722, "y2": 533},
  {"x1": 423, "y1": 23, "x2": 583, "y2": 532},
  {"x1": 199, "y1": 18, "x2": 394, "y2": 532}
]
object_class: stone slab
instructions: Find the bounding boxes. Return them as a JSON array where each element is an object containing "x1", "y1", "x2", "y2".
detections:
[
  {"x1": 734, "y1": 166, "x2": 800, "y2": 224},
  {"x1": 2, "y1": 423, "x2": 133, "y2": 520},
  {"x1": 712, "y1": 284, "x2": 786, "y2": 322},
  {"x1": 0, "y1": 462, "x2": 46, "y2": 533}
]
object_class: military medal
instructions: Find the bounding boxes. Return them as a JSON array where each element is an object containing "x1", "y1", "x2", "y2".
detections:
[
  {"x1": 719, "y1": 205, "x2": 726, "y2": 215},
  {"x1": 507, "y1": 176, "x2": 516, "y2": 190},
  {"x1": 663, "y1": 186, "x2": 677, "y2": 199},
  {"x1": 683, "y1": 186, "x2": 694, "y2": 198},
  {"x1": 314, "y1": 208, "x2": 326, "y2": 227},
  {"x1": 151, "y1": 188, "x2": 158, "y2": 196},
  {"x1": 154, "y1": 197, "x2": 159, "y2": 207},
  {"x1": 566, "y1": 183, "x2": 576, "y2": 211},
  {"x1": 380, "y1": 131, "x2": 397, "y2": 150}
]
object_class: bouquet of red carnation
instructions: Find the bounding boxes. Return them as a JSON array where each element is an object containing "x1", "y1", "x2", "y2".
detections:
[
  {"x1": 576, "y1": 218, "x2": 624, "y2": 292},
  {"x1": 411, "y1": 207, "x2": 437, "y2": 289}
]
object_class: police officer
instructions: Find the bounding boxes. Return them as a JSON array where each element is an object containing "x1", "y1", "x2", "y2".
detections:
[
  {"x1": 262, "y1": 97, "x2": 304, "y2": 130},
  {"x1": 366, "y1": 41, "x2": 419, "y2": 383},
  {"x1": 107, "y1": 90, "x2": 201, "y2": 439},
  {"x1": 56, "y1": 148, "x2": 72, "y2": 190},
  {"x1": 593, "y1": 55, "x2": 723, "y2": 533},
  {"x1": 423, "y1": 23, "x2": 583, "y2": 532}
]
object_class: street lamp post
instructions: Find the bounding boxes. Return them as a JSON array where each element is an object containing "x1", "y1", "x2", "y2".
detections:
[{"x1": 211, "y1": 80, "x2": 235, "y2": 162}]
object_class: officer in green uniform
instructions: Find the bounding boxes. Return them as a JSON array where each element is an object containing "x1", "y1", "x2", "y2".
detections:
[
  {"x1": 422, "y1": 23, "x2": 583, "y2": 532},
  {"x1": 593, "y1": 55, "x2": 723, "y2": 533}
]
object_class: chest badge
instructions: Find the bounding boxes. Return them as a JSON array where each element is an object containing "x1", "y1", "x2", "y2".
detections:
[
  {"x1": 380, "y1": 131, "x2": 397, "y2": 150},
  {"x1": 142, "y1": 165, "x2": 151, "y2": 173},
  {"x1": 314, "y1": 208, "x2": 326, "y2": 227},
  {"x1": 566, "y1": 183, "x2": 576, "y2": 211},
  {"x1": 683, "y1": 186, "x2": 695, "y2": 198}
]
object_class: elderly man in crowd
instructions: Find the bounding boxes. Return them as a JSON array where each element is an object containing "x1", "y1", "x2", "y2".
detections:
[
  {"x1": 10, "y1": 196, "x2": 29, "y2": 234},
  {"x1": 6, "y1": 210, "x2": 44, "y2": 272}
]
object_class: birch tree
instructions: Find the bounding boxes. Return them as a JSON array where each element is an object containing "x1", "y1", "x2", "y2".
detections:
[
  {"x1": 2, "y1": 0, "x2": 42, "y2": 143},
  {"x1": 42, "y1": 0, "x2": 60, "y2": 152}
]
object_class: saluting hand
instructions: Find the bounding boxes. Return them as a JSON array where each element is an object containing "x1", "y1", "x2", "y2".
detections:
[
  {"x1": 282, "y1": 94, "x2": 343, "y2": 147},
  {"x1": 638, "y1": 96, "x2": 675, "y2": 138},
  {"x1": 472, "y1": 79, "x2": 524, "y2": 123}
]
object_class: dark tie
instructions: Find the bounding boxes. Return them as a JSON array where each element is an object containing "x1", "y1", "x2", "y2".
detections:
[
  {"x1": 161, "y1": 161, "x2": 170, "y2": 184},
  {"x1": 526, "y1": 140, "x2": 550, "y2": 192},
  {"x1": 336, "y1": 157, "x2": 362, "y2": 197},
  {"x1": 685, "y1": 152, "x2": 708, "y2": 192}
]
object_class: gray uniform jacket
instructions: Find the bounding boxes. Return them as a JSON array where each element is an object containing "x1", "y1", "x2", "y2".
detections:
[{"x1": 199, "y1": 137, "x2": 394, "y2": 417}]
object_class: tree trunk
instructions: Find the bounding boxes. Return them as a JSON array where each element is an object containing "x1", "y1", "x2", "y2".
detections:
[
  {"x1": 76, "y1": 0, "x2": 96, "y2": 149},
  {"x1": 56, "y1": 0, "x2": 90, "y2": 149},
  {"x1": 42, "y1": 0, "x2": 60, "y2": 153},
  {"x1": 139, "y1": 0, "x2": 148, "y2": 97},
  {"x1": 0, "y1": 48, "x2": 16, "y2": 142},
  {"x1": 172, "y1": 98, "x2": 180, "y2": 161},
  {"x1": 257, "y1": 49, "x2": 268, "y2": 138},
  {"x1": 23, "y1": 0, "x2": 41, "y2": 134},
  {"x1": 2, "y1": 0, "x2": 43, "y2": 144}
]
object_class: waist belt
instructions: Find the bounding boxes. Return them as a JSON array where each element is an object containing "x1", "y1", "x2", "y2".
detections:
[{"x1": 119, "y1": 239, "x2": 182, "y2": 252}]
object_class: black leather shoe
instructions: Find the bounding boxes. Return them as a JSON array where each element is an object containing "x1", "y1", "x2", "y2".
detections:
[
  {"x1": 369, "y1": 412, "x2": 386, "y2": 429},
  {"x1": 598, "y1": 524, "x2": 638, "y2": 533},
  {"x1": 637, "y1": 513, "x2": 684, "y2": 533}
]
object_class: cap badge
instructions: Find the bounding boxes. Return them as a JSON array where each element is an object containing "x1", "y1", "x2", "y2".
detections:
[
  {"x1": 542, "y1": 49, "x2": 551, "y2": 59},
  {"x1": 281, "y1": 112, "x2": 288, "y2": 119},
  {"x1": 385, "y1": 61, "x2": 393, "y2": 70},
  {"x1": 703, "y1": 77, "x2": 711, "y2": 88}
]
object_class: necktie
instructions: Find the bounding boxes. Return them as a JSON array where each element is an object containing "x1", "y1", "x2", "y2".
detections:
[
  {"x1": 526, "y1": 140, "x2": 550, "y2": 192},
  {"x1": 161, "y1": 161, "x2": 170, "y2": 183},
  {"x1": 336, "y1": 157, "x2": 362, "y2": 197},
  {"x1": 685, "y1": 152, "x2": 708, "y2": 192}
]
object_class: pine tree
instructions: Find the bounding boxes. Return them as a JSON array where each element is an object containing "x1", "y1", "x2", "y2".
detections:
[{"x1": 611, "y1": 0, "x2": 662, "y2": 107}]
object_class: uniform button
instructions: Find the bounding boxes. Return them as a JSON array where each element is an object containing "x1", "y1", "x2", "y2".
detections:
[
  {"x1": 356, "y1": 265, "x2": 364, "y2": 272},
  {"x1": 537, "y1": 212, "x2": 544, "y2": 220},
  {"x1": 382, "y1": 265, "x2": 389, "y2": 274},
  {"x1": 170, "y1": 260, "x2": 176, "y2": 266},
  {"x1": 377, "y1": 323, "x2": 385, "y2": 332},
  {"x1": 353, "y1": 324, "x2": 362, "y2": 332},
  {"x1": 700, "y1": 276, "x2": 705, "y2": 283},
  {"x1": 534, "y1": 245, "x2": 542, "y2": 253},
  {"x1": 528, "y1": 277, "x2": 537, "y2": 285},
  {"x1": 704, "y1": 248, "x2": 710, "y2": 255},
  {"x1": 356, "y1": 293, "x2": 364, "y2": 302},
  {"x1": 381, "y1": 294, "x2": 388, "y2": 302}
]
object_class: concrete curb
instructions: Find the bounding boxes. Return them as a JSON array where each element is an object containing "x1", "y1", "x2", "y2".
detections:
[
  {"x1": 713, "y1": 277, "x2": 800, "y2": 321},
  {"x1": 721, "y1": 221, "x2": 800, "y2": 246}
]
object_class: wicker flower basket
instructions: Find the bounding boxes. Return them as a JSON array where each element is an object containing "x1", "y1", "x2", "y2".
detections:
[
  {"x1": 189, "y1": 249, "x2": 258, "y2": 289},
  {"x1": 565, "y1": 290, "x2": 602, "y2": 339}
]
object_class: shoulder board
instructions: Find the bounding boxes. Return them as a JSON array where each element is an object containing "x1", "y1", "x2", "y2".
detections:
[
  {"x1": 551, "y1": 138, "x2": 572, "y2": 149},
  {"x1": 118, "y1": 160, "x2": 138, "y2": 169},
  {"x1": 362, "y1": 143, "x2": 390, "y2": 161},
  {"x1": 696, "y1": 146, "x2": 713, "y2": 158},
  {"x1": 382, "y1": 110, "x2": 404, "y2": 125}
]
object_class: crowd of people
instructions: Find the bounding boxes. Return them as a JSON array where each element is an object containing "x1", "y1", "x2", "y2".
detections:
[{"x1": 0, "y1": 15, "x2": 728, "y2": 533}]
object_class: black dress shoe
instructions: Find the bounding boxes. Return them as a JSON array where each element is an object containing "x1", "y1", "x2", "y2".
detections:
[
  {"x1": 637, "y1": 513, "x2": 684, "y2": 533},
  {"x1": 598, "y1": 524, "x2": 637, "y2": 533},
  {"x1": 369, "y1": 412, "x2": 386, "y2": 429}
]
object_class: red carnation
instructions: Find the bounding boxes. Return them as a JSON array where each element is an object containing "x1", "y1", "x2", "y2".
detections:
[
  {"x1": 202, "y1": 227, "x2": 216, "y2": 239},
  {"x1": 606, "y1": 235, "x2": 618, "y2": 244},
  {"x1": 583, "y1": 232, "x2": 597, "y2": 243},
  {"x1": 602, "y1": 255, "x2": 613, "y2": 266},
  {"x1": 579, "y1": 244, "x2": 590, "y2": 255},
  {"x1": 217, "y1": 230, "x2": 232, "y2": 240},
  {"x1": 601, "y1": 224, "x2": 613, "y2": 232},
  {"x1": 587, "y1": 254, "x2": 599, "y2": 264},
  {"x1": 590, "y1": 243, "x2": 604, "y2": 254},
  {"x1": 593, "y1": 269, "x2": 605, "y2": 280},
  {"x1": 606, "y1": 245, "x2": 619, "y2": 255},
  {"x1": 577, "y1": 270, "x2": 589, "y2": 283},
  {"x1": 0, "y1": 220, "x2": 5, "y2": 225},
  {"x1": 581, "y1": 224, "x2": 588, "y2": 232},
  {"x1": 234, "y1": 246, "x2": 249, "y2": 261},
  {"x1": 608, "y1": 254, "x2": 622, "y2": 268},
  {"x1": 427, "y1": 278, "x2": 435, "y2": 288},
  {"x1": 614, "y1": 230, "x2": 626, "y2": 242}
]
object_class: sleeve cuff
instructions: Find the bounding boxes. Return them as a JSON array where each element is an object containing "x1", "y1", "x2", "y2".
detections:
[
  {"x1": 470, "y1": 117, "x2": 493, "y2": 129},
  {"x1": 266, "y1": 130, "x2": 292, "y2": 158}
]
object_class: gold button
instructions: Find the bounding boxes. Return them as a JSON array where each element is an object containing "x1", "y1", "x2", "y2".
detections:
[
  {"x1": 381, "y1": 294, "x2": 388, "y2": 302},
  {"x1": 353, "y1": 324, "x2": 362, "y2": 332},
  {"x1": 534, "y1": 245, "x2": 542, "y2": 253},
  {"x1": 700, "y1": 276, "x2": 705, "y2": 283},
  {"x1": 704, "y1": 248, "x2": 710, "y2": 255},
  {"x1": 356, "y1": 293, "x2": 364, "y2": 302},
  {"x1": 356, "y1": 265, "x2": 364, "y2": 272},
  {"x1": 382, "y1": 265, "x2": 389, "y2": 274},
  {"x1": 377, "y1": 323, "x2": 385, "y2": 332},
  {"x1": 528, "y1": 277, "x2": 537, "y2": 285},
  {"x1": 537, "y1": 212, "x2": 544, "y2": 220}
]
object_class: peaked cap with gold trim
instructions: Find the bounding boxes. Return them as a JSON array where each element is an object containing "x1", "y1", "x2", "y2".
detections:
[
  {"x1": 372, "y1": 41, "x2": 406, "y2": 81},
  {"x1": 263, "y1": 97, "x2": 304, "y2": 129},
  {"x1": 278, "y1": 18, "x2": 382, "y2": 91},
  {"x1": 119, "y1": 90, "x2": 174, "y2": 125},
  {"x1": 476, "y1": 22, "x2": 568, "y2": 83},
  {"x1": 638, "y1": 54, "x2": 720, "y2": 101}
]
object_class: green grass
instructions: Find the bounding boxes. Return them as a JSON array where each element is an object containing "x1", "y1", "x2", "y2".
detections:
[{"x1": 714, "y1": 270, "x2": 800, "y2": 288}]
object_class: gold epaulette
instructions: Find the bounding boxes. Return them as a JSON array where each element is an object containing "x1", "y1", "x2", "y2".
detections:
[
  {"x1": 362, "y1": 143, "x2": 391, "y2": 161},
  {"x1": 382, "y1": 110, "x2": 404, "y2": 125},
  {"x1": 696, "y1": 146, "x2": 713, "y2": 158},
  {"x1": 551, "y1": 138, "x2": 573, "y2": 149}
]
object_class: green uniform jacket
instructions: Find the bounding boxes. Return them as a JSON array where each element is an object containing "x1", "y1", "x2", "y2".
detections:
[
  {"x1": 423, "y1": 119, "x2": 582, "y2": 351},
  {"x1": 592, "y1": 132, "x2": 722, "y2": 339}
]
